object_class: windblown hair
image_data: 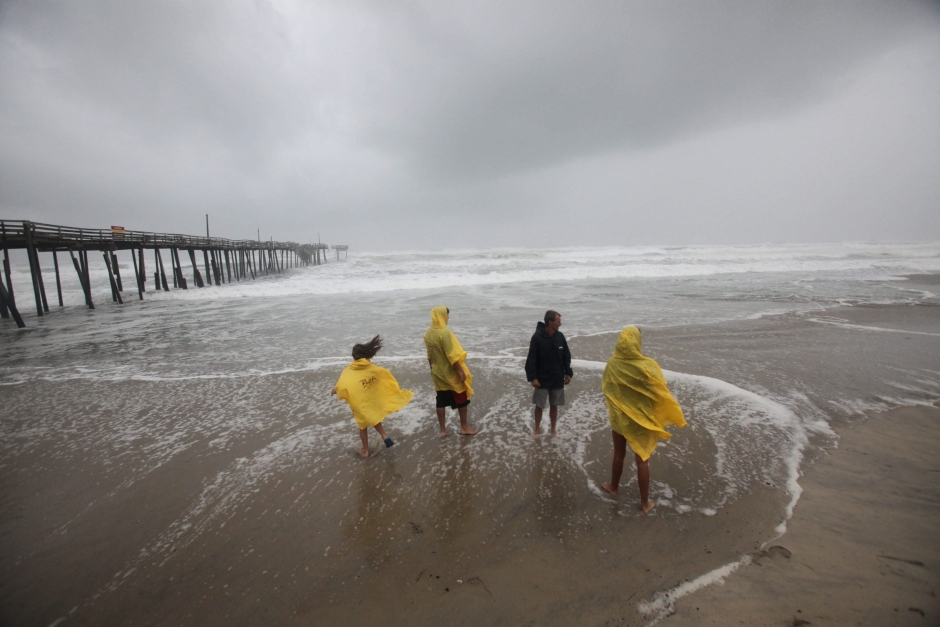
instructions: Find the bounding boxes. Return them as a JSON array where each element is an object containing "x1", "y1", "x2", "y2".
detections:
[
  {"x1": 544, "y1": 310, "x2": 560, "y2": 324},
  {"x1": 352, "y1": 335, "x2": 383, "y2": 360}
]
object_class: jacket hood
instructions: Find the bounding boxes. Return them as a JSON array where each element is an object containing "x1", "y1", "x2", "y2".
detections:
[
  {"x1": 349, "y1": 358, "x2": 372, "y2": 370},
  {"x1": 430, "y1": 306, "x2": 449, "y2": 329}
]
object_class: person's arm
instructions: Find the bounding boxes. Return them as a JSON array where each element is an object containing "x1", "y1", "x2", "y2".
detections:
[
  {"x1": 525, "y1": 334, "x2": 540, "y2": 386},
  {"x1": 563, "y1": 336, "x2": 573, "y2": 384},
  {"x1": 442, "y1": 331, "x2": 467, "y2": 382}
]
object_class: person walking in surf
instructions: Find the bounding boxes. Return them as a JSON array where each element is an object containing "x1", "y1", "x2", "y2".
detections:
[
  {"x1": 424, "y1": 306, "x2": 477, "y2": 436},
  {"x1": 524, "y1": 310, "x2": 573, "y2": 437},
  {"x1": 332, "y1": 335, "x2": 413, "y2": 458},
  {"x1": 600, "y1": 326, "x2": 686, "y2": 512}
]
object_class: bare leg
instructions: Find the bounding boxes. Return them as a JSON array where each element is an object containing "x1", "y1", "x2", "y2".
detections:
[
  {"x1": 636, "y1": 453, "x2": 654, "y2": 513},
  {"x1": 457, "y1": 405, "x2": 477, "y2": 435},
  {"x1": 601, "y1": 430, "x2": 626, "y2": 496},
  {"x1": 358, "y1": 428, "x2": 370, "y2": 458},
  {"x1": 533, "y1": 406, "x2": 543, "y2": 436},
  {"x1": 549, "y1": 404, "x2": 559, "y2": 436},
  {"x1": 374, "y1": 423, "x2": 394, "y2": 448},
  {"x1": 436, "y1": 407, "x2": 447, "y2": 436}
]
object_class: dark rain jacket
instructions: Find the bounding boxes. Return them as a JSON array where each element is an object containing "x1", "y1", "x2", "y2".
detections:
[{"x1": 525, "y1": 321, "x2": 573, "y2": 389}]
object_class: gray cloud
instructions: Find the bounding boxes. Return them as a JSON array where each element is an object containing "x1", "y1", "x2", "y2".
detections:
[
  {"x1": 1, "y1": 1, "x2": 939, "y2": 248},
  {"x1": 370, "y1": 2, "x2": 939, "y2": 178}
]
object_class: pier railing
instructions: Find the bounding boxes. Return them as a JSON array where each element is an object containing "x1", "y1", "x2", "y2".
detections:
[{"x1": 0, "y1": 219, "x2": 300, "y2": 252}]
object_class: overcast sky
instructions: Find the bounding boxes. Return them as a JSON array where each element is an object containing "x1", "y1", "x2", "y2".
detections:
[{"x1": 1, "y1": 1, "x2": 939, "y2": 250}]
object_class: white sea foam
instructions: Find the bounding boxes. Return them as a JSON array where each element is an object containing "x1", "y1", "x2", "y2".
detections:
[
  {"x1": 7, "y1": 242, "x2": 939, "y2": 307},
  {"x1": 637, "y1": 555, "x2": 753, "y2": 625},
  {"x1": 807, "y1": 316, "x2": 940, "y2": 337}
]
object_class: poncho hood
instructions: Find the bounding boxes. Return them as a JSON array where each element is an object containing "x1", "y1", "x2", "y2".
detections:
[
  {"x1": 613, "y1": 325, "x2": 644, "y2": 360},
  {"x1": 430, "y1": 306, "x2": 449, "y2": 329}
]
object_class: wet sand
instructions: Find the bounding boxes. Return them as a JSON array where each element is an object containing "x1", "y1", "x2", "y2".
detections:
[
  {"x1": 2, "y1": 302, "x2": 938, "y2": 626},
  {"x1": 0, "y1": 369, "x2": 790, "y2": 627},
  {"x1": 668, "y1": 405, "x2": 940, "y2": 626}
]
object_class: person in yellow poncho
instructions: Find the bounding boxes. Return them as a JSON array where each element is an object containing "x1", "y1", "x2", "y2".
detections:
[
  {"x1": 424, "y1": 306, "x2": 477, "y2": 436},
  {"x1": 331, "y1": 335, "x2": 414, "y2": 458},
  {"x1": 600, "y1": 326, "x2": 686, "y2": 512}
]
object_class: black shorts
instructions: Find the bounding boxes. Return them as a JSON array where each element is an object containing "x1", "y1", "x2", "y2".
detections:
[{"x1": 436, "y1": 390, "x2": 470, "y2": 409}]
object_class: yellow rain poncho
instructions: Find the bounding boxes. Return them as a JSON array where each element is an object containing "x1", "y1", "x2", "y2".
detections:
[
  {"x1": 423, "y1": 306, "x2": 474, "y2": 396},
  {"x1": 335, "y1": 359, "x2": 414, "y2": 430},
  {"x1": 602, "y1": 326, "x2": 686, "y2": 461}
]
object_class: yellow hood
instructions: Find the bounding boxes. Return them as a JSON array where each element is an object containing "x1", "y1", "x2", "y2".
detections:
[{"x1": 430, "y1": 305, "x2": 449, "y2": 329}]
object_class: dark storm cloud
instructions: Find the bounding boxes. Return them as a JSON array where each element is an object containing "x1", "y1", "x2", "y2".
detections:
[
  {"x1": 368, "y1": 2, "x2": 939, "y2": 178},
  {"x1": 0, "y1": 1, "x2": 938, "y2": 247}
]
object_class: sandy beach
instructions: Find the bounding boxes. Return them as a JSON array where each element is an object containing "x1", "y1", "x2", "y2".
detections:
[{"x1": 668, "y1": 405, "x2": 940, "y2": 627}]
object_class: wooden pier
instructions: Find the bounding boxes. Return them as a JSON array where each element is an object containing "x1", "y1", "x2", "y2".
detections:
[{"x1": 0, "y1": 220, "x2": 346, "y2": 328}]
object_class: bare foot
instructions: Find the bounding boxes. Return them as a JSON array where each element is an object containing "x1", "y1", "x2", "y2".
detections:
[
  {"x1": 359, "y1": 448, "x2": 370, "y2": 458},
  {"x1": 458, "y1": 428, "x2": 478, "y2": 435},
  {"x1": 533, "y1": 427, "x2": 541, "y2": 437},
  {"x1": 550, "y1": 427, "x2": 558, "y2": 437},
  {"x1": 601, "y1": 483, "x2": 618, "y2": 497},
  {"x1": 439, "y1": 429, "x2": 448, "y2": 437},
  {"x1": 640, "y1": 500, "x2": 656, "y2": 514}
]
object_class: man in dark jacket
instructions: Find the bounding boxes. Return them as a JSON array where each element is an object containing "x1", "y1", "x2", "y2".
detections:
[{"x1": 525, "y1": 310, "x2": 573, "y2": 436}]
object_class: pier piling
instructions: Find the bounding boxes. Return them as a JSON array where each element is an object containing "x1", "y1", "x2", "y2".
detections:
[
  {"x1": 131, "y1": 249, "x2": 144, "y2": 300},
  {"x1": 0, "y1": 280, "x2": 24, "y2": 327},
  {"x1": 137, "y1": 248, "x2": 146, "y2": 293},
  {"x1": 155, "y1": 249, "x2": 169, "y2": 292},
  {"x1": 24, "y1": 223, "x2": 44, "y2": 316},
  {"x1": 53, "y1": 251, "x2": 63, "y2": 306},
  {"x1": 103, "y1": 252, "x2": 124, "y2": 304},
  {"x1": 111, "y1": 251, "x2": 124, "y2": 292}
]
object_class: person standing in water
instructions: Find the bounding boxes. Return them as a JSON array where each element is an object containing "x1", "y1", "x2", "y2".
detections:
[
  {"x1": 600, "y1": 326, "x2": 686, "y2": 512},
  {"x1": 424, "y1": 306, "x2": 477, "y2": 436},
  {"x1": 332, "y1": 335, "x2": 414, "y2": 458},
  {"x1": 524, "y1": 310, "x2": 573, "y2": 436}
]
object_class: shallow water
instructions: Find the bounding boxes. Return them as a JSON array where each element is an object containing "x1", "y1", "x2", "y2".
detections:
[{"x1": 1, "y1": 242, "x2": 939, "y2": 625}]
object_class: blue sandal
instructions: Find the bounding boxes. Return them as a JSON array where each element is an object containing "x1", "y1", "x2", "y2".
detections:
[{"x1": 384, "y1": 437, "x2": 395, "y2": 448}]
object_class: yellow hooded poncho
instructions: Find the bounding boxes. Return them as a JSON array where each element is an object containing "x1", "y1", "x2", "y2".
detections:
[
  {"x1": 335, "y1": 359, "x2": 414, "y2": 430},
  {"x1": 423, "y1": 306, "x2": 474, "y2": 396},
  {"x1": 602, "y1": 326, "x2": 686, "y2": 461}
]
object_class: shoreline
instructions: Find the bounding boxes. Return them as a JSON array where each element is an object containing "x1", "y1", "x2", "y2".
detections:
[{"x1": 664, "y1": 404, "x2": 940, "y2": 626}]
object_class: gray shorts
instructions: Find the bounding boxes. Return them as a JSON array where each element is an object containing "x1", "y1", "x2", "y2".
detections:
[{"x1": 532, "y1": 387, "x2": 565, "y2": 409}]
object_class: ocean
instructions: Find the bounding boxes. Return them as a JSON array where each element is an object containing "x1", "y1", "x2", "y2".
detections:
[{"x1": 2, "y1": 241, "x2": 939, "y2": 625}]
